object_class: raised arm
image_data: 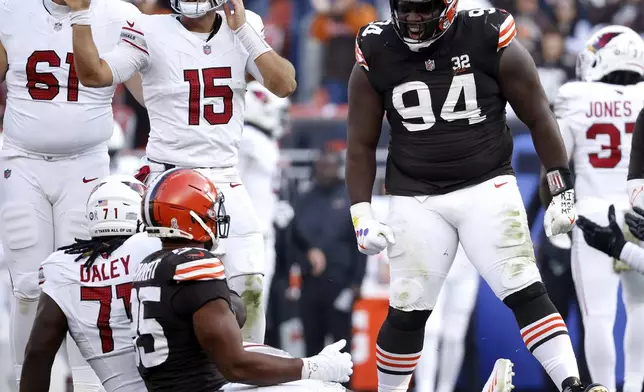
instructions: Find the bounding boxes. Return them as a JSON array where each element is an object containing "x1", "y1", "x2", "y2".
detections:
[
  {"x1": 65, "y1": 0, "x2": 148, "y2": 88},
  {"x1": 20, "y1": 293, "x2": 69, "y2": 392},
  {"x1": 225, "y1": 0, "x2": 296, "y2": 98}
]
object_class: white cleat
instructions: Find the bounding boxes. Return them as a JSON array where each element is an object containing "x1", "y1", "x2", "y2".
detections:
[{"x1": 482, "y1": 359, "x2": 515, "y2": 392}]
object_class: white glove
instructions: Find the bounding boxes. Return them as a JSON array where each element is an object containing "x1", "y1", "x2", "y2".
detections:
[
  {"x1": 301, "y1": 339, "x2": 353, "y2": 383},
  {"x1": 350, "y1": 202, "x2": 395, "y2": 256},
  {"x1": 628, "y1": 178, "x2": 644, "y2": 209},
  {"x1": 544, "y1": 189, "x2": 576, "y2": 237}
]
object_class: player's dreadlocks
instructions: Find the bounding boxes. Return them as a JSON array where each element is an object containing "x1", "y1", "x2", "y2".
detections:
[{"x1": 58, "y1": 236, "x2": 129, "y2": 271}]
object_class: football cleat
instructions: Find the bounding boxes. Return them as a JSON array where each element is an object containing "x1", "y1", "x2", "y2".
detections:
[{"x1": 482, "y1": 359, "x2": 515, "y2": 392}]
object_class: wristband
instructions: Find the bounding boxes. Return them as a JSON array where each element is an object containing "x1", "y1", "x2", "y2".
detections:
[
  {"x1": 70, "y1": 9, "x2": 92, "y2": 26},
  {"x1": 350, "y1": 202, "x2": 373, "y2": 227},
  {"x1": 301, "y1": 357, "x2": 318, "y2": 380},
  {"x1": 546, "y1": 167, "x2": 574, "y2": 196},
  {"x1": 234, "y1": 23, "x2": 271, "y2": 61}
]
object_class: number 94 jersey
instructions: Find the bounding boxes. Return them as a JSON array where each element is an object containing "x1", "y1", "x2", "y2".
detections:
[
  {"x1": 39, "y1": 233, "x2": 162, "y2": 392},
  {"x1": 554, "y1": 80, "x2": 644, "y2": 203},
  {"x1": 355, "y1": 9, "x2": 517, "y2": 196},
  {"x1": 132, "y1": 247, "x2": 231, "y2": 392}
]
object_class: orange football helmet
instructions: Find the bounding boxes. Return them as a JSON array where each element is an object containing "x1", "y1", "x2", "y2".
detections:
[{"x1": 142, "y1": 168, "x2": 230, "y2": 243}]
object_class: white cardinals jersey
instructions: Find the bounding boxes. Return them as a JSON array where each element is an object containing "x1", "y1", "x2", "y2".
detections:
[
  {"x1": 238, "y1": 124, "x2": 280, "y2": 234},
  {"x1": 554, "y1": 81, "x2": 644, "y2": 205},
  {"x1": 102, "y1": 11, "x2": 269, "y2": 168},
  {"x1": 0, "y1": 0, "x2": 140, "y2": 155},
  {"x1": 40, "y1": 233, "x2": 161, "y2": 392}
]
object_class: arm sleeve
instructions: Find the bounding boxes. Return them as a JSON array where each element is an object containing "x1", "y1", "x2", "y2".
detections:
[
  {"x1": 619, "y1": 242, "x2": 644, "y2": 274},
  {"x1": 102, "y1": 23, "x2": 150, "y2": 85},
  {"x1": 244, "y1": 11, "x2": 272, "y2": 83}
]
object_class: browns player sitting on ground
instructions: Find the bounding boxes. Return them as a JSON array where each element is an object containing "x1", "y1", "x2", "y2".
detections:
[{"x1": 133, "y1": 168, "x2": 353, "y2": 392}]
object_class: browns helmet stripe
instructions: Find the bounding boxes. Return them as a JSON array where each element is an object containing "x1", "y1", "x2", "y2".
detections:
[{"x1": 143, "y1": 168, "x2": 180, "y2": 228}]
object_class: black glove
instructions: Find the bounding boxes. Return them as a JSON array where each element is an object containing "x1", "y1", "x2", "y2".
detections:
[
  {"x1": 625, "y1": 206, "x2": 644, "y2": 242},
  {"x1": 576, "y1": 205, "x2": 626, "y2": 259}
]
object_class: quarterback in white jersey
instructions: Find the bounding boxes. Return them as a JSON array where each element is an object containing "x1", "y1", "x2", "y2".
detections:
[
  {"x1": 20, "y1": 175, "x2": 160, "y2": 392},
  {"x1": 238, "y1": 81, "x2": 288, "y2": 310},
  {"x1": 0, "y1": 0, "x2": 144, "y2": 388},
  {"x1": 67, "y1": 0, "x2": 297, "y2": 344},
  {"x1": 550, "y1": 25, "x2": 644, "y2": 392}
]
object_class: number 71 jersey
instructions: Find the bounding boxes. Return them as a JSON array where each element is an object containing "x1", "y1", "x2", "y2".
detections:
[
  {"x1": 355, "y1": 9, "x2": 517, "y2": 196},
  {"x1": 39, "y1": 233, "x2": 161, "y2": 391}
]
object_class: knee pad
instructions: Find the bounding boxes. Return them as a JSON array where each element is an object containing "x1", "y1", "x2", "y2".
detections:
[
  {"x1": 390, "y1": 275, "x2": 442, "y2": 311},
  {"x1": 228, "y1": 274, "x2": 264, "y2": 310},
  {"x1": 387, "y1": 307, "x2": 430, "y2": 332},
  {"x1": 1, "y1": 203, "x2": 46, "y2": 300}
]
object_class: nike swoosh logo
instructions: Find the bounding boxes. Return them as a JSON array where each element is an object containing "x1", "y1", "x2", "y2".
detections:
[
  {"x1": 359, "y1": 244, "x2": 367, "y2": 250},
  {"x1": 494, "y1": 182, "x2": 508, "y2": 188},
  {"x1": 191, "y1": 251, "x2": 205, "y2": 258},
  {"x1": 230, "y1": 183, "x2": 242, "y2": 188},
  {"x1": 569, "y1": 216, "x2": 576, "y2": 225},
  {"x1": 127, "y1": 20, "x2": 135, "y2": 28},
  {"x1": 83, "y1": 177, "x2": 98, "y2": 183}
]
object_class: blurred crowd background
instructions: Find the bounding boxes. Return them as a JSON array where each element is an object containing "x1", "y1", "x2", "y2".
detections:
[{"x1": 1, "y1": 0, "x2": 644, "y2": 391}]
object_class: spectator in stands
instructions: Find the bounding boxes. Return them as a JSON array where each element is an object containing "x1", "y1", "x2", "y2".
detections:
[
  {"x1": 550, "y1": 0, "x2": 593, "y2": 61},
  {"x1": 535, "y1": 28, "x2": 571, "y2": 103},
  {"x1": 309, "y1": 0, "x2": 377, "y2": 104},
  {"x1": 512, "y1": 0, "x2": 551, "y2": 56},
  {"x1": 291, "y1": 141, "x2": 367, "y2": 367}
]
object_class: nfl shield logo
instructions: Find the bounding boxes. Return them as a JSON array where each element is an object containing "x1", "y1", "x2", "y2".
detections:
[
  {"x1": 3, "y1": 169, "x2": 10, "y2": 179},
  {"x1": 54, "y1": 22, "x2": 63, "y2": 32},
  {"x1": 203, "y1": 45, "x2": 212, "y2": 55},
  {"x1": 425, "y1": 59, "x2": 435, "y2": 71}
]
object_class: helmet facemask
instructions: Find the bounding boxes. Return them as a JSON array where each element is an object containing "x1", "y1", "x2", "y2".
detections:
[
  {"x1": 391, "y1": 0, "x2": 448, "y2": 44},
  {"x1": 171, "y1": 0, "x2": 225, "y2": 19}
]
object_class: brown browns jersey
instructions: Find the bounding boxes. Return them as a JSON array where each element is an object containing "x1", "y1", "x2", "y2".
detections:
[
  {"x1": 356, "y1": 8, "x2": 518, "y2": 195},
  {"x1": 132, "y1": 247, "x2": 231, "y2": 392}
]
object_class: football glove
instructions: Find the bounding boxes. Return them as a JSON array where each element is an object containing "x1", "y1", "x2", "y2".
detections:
[
  {"x1": 625, "y1": 206, "x2": 644, "y2": 242},
  {"x1": 544, "y1": 168, "x2": 577, "y2": 237},
  {"x1": 301, "y1": 339, "x2": 353, "y2": 383},
  {"x1": 627, "y1": 178, "x2": 644, "y2": 210},
  {"x1": 350, "y1": 202, "x2": 395, "y2": 256},
  {"x1": 576, "y1": 205, "x2": 626, "y2": 259}
]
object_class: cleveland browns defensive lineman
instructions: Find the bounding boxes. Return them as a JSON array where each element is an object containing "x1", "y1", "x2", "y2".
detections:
[
  {"x1": 66, "y1": 0, "x2": 297, "y2": 344},
  {"x1": 134, "y1": 168, "x2": 352, "y2": 391},
  {"x1": 20, "y1": 175, "x2": 159, "y2": 392},
  {"x1": 345, "y1": 1, "x2": 605, "y2": 392}
]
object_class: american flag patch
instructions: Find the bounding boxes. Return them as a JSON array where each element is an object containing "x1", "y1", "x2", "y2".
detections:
[{"x1": 97, "y1": 200, "x2": 108, "y2": 206}]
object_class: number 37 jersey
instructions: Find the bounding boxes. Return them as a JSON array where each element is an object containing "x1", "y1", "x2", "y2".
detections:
[
  {"x1": 356, "y1": 9, "x2": 517, "y2": 196},
  {"x1": 39, "y1": 233, "x2": 161, "y2": 392},
  {"x1": 554, "y1": 81, "x2": 644, "y2": 202}
]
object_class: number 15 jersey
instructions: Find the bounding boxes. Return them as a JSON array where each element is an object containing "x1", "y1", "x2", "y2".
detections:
[{"x1": 102, "y1": 12, "x2": 270, "y2": 168}]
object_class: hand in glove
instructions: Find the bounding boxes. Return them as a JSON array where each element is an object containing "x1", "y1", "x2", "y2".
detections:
[
  {"x1": 350, "y1": 202, "x2": 395, "y2": 256},
  {"x1": 576, "y1": 205, "x2": 626, "y2": 259},
  {"x1": 544, "y1": 168, "x2": 577, "y2": 237},
  {"x1": 301, "y1": 339, "x2": 353, "y2": 383},
  {"x1": 625, "y1": 206, "x2": 644, "y2": 242}
]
